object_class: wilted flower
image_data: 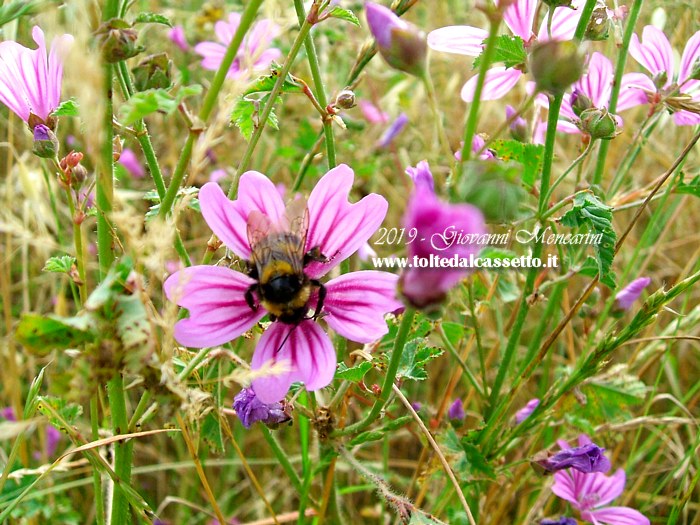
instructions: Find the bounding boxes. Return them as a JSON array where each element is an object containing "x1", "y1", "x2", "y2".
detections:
[
  {"x1": 615, "y1": 277, "x2": 651, "y2": 311},
  {"x1": 376, "y1": 113, "x2": 409, "y2": 148},
  {"x1": 529, "y1": 40, "x2": 584, "y2": 94},
  {"x1": 625, "y1": 26, "x2": 700, "y2": 125},
  {"x1": 405, "y1": 160, "x2": 434, "y2": 191},
  {"x1": 553, "y1": 455, "x2": 650, "y2": 524},
  {"x1": 365, "y1": 2, "x2": 427, "y2": 76},
  {"x1": 195, "y1": 13, "x2": 281, "y2": 79},
  {"x1": 118, "y1": 148, "x2": 145, "y2": 179},
  {"x1": 448, "y1": 398, "x2": 465, "y2": 420},
  {"x1": 506, "y1": 105, "x2": 529, "y2": 141},
  {"x1": 233, "y1": 388, "x2": 290, "y2": 428},
  {"x1": 164, "y1": 165, "x2": 402, "y2": 403},
  {"x1": 358, "y1": 99, "x2": 389, "y2": 124},
  {"x1": 0, "y1": 26, "x2": 73, "y2": 125},
  {"x1": 515, "y1": 398, "x2": 540, "y2": 423},
  {"x1": 169, "y1": 25, "x2": 190, "y2": 51},
  {"x1": 537, "y1": 440, "x2": 611, "y2": 474},
  {"x1": 398, "y1": 162, "x2": 486, "y2": 309},
  {"x1": 427, "y1": 0, "x2": 584, "y2": 101}
]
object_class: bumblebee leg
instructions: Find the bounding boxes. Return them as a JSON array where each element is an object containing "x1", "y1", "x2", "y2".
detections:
[
  {"x1": 304, "y1": 246, "x2": 329, "y2": 265},
  {"x1": 244, "y1": 285, "x2": 258, "y2": 312},
  {"x1": 311, "y1": 280, "x2": 326, "y2": 319},
  {"x1": 246, "y1": 263, "x2": 259, "y2": 280}
]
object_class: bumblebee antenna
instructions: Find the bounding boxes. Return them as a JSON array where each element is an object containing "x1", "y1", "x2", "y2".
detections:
[{"x1": 275, "y1": 323, "x2": 298, "y2": 355}]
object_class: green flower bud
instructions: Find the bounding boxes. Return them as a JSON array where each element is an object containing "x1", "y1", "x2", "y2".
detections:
[
  {"x1": 584, "y1": 7, "x2": 610, "y2": 41},
  {"x1": 542, "y1": 0, "x2": 573, "y2": 7},
  {"x1": 32, "y1": 124, "x2": 59, "y2": 159},
  {"x1": 529, "y1": 40, "x2": 584, "y2": 94},
  {"x1": 570, "y1": 90, "x2": 594, "y2": 117},
  {"x1": 132, "y1": 53, "x2": 173, "y2": 91},
  {"x1": 579, "y1": 107, "x2": 619, "y2": 140},
  {"x1": 334, "y1": 89, "x2": 356, "y2": 110},
  {"x1": 96, "y1": 19, "x2": 144, "y2": 63}
]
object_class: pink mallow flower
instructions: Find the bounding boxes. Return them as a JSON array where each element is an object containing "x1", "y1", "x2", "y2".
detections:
[
  {"x1": 551, "y1": 435, "x2": 649, "y2": 525},
  {"x1": 118, "y1": 148, "x2": 145, "y2": 179},
  {"x1": 515, "y1": 397, "x2": 539, "y2": 423},
  {"x1": 615, "y1": 277, "x2": 651, "y2": 311},
  {"x1": 399, "y1": 161, "x2": 486, "y2": 309},
  {"x1": 428, "y1": 0, "x2": 583, "y2": 101},
  {"x1": 625, "y1": 26, "x2": 700, "y2": 125},
  {"x1": 164, "y1": 165, "x2": 402, "y2": 403},
  {"x1": 169, "y1": 25, "x2": 190, "y2": 52},
  {"x1": 194, "y1": 13, "x2": 282, "y2": 80},
  {"x1": 0, "y1": 26, "x2": 73, "y2": 124}
]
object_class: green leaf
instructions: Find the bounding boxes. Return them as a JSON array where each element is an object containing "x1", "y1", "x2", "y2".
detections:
[
  {"x1": 119, "y1": 85, "x2": 202, "y2": 125},
  {"x1": 132, "y1": 12, "x2": 172, "y2": 26},
  {"x1": 396, "y1": 338, "x2": 444, "y2": 381},
  {"x1": 201, "y1": 412, "x2": 225, "y2": 453},
  {"x1": 145, "y1": 186, "x2": 199, "y2": 220},
  {"x1": 15, "y1": 313, "x2": 96, "y2": 354},
  {"x1": 409, "y1": 512, "x2": 448, "y2": 525},
  {"x1": 348, "y1": 430, "x2": 384, "y2": 446},
  {"x1": 43, "y1": 255, "x2": 76, "y2": 274},
  {"x1": 114, "y1": 294, "x2": 150, "y2": 351},
  {"x1": 231, "y1": 94, "x2": 282, "y2": 141},
  {"x1": 560, "y1": 193, "x2": 616, "y2": 282},
  {"x1": 0, "y1": 0, "x2": 41, "y2": 28},
  {"x1": 336, "y1": 361, "x2": 372, "y2": 382},
  {"x1": 51, "y1": 99, "x2": 80, "y2": 117},
  {"x1": 242, "y1": 66, "x2": 304, "y2": 97},
  {"x1": 85, "y1": 257, "x2": 134, "y2": 311},
  {"x1": 473, "y1": 35, "x2": 527, "y2": 69},
  {"x1": 441, "y1": 322, "x2": 465, "y2": 348},
  {"x1": 676, "y1": 174, "x2": 700, "y2": 198},
  {"x1": 326, "y1": 6, "x2": 361, "y2": 26},
  {"x1": 578, "y1": 255, "x2": 617, "y2": 289},
  {"x1": 460, "y1": 440, "x2": 496, "y2": 479},
  {"x1": 489, "y1": 140, "x2": 544, "y2": 188},
  {"x1": 36, "y1": 396, "x2": 83, "y2": 428}
]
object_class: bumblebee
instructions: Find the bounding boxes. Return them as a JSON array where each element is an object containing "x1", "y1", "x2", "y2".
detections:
[{"x1": 244, "y1": 199, "x2": 327, "y2": 325}]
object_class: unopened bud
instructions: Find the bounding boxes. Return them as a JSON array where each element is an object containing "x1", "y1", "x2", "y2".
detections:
[
  {"x1": 652, "y1": 71, "x2": 668, "y2": 90},
  {"x1": 60, "y1": 150, "x2": 84, "y2": 171},
  {"x1": 71, "y1": 163, "x2": 89, "y2": 186},
  {"x1": 542, "y1": 0, "x2": 573, "y2": 7},
  {"x1": 132, "y1": 52, "x2": 172, "y2": 91},
  {"x1": 529, "y1": 40, "x2": 584, "y2": 94},
  {"x1": 28, "y1": 112, "x2": 57, "y2": 132},
  {"x1": 579, "y1": 107, "x2": 619, "y2": 140},
  {"x1": 32, "y1": 124, "x2": 59, "y2": 159},
  {"x1": 570, "y1": 90, "x2": 594, "y2": 117},
  {"x1": 96, "y1": 19, "x2": 144, "y2": 63},
  {"x1": 506, "y1": 105, "x2": 528, "y2": 142},
  {"x1": 585, "y1": 7, "x2": 610, "y2": 41},
  {"x1": 334, "y1": 89, "x2": 356, "y2": 110},
  {"x1": 365, "y1": 2, "x2": 427, "y2": 77}
]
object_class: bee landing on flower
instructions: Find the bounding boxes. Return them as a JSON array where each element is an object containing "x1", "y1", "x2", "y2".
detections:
[{"x1": 164, "y1": 165, "x2": 403, "y2": 403}]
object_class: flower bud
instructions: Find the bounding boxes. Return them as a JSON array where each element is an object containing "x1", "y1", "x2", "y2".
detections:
[
  {"x1": 529, "y1": 40, "x2": 584, "y2": 94},
  {"x1": 334, "y1": 89, "x2": 356, "y2": 110},
  {"x1": 652, "y1": 71, "x2": 668, "y2": 90},
  {"x1": 579, "y1": 107, "x2": 619, "y2": 140},
  {"x1": 506, "y1": 105, "x2": 528, "y2": 142},
  {"x1": 32, "y1": 124, "x2": 59, "y2": 159},
  {"x1": 60, "y1": 150, "x2": 84, "y2": 171},
  {"x1": 96, "y1": 19, "x2": 144, "y2": 63},
  {"x1": 71, "y1": 163, "x2": 89, "y2": 187},
  {"x1": 570, "y1": 90, "x2": 594, "y2": 117},
  {"x1": 542, "y1": 0, "x2": 573, "y2": 7},
  {"x1": 584, "y1": 6, "x2": 611, "y2": 41},
  {"x1": 132, "y1": 53, "x2": 172, "y2": 91},
  {"x1": 365, "y1": 2, "x2": 427, "y2": 76}
]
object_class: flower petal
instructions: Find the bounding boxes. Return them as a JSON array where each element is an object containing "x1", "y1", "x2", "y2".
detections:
[
  {"x1": 251, "y1": 320, "x2": 336, "y2": 402},
  {"x1": 583, "y1": 507, "x2": 650, "y2": 525},
  {"x1": 215, "y1": 13, "x2": 241, "y2": 45},
  {"x1": 461, "y1": 67, "x2": 522, "y2": 102},
  {"x1": 679, "y1": 30, "x2": 700, "y2": 85},
  {"x1": 199, "y1": 173, "x2": 286, "y2": 259},
  {"x1": 577, "y1": 52, "x2": 613, "y2": 107},
  {"x1": 500, "y1": 0, "x2": 537, "y2": 41},
  {"x1": 164, "y1": 266, "x2": 265, "y2": 348},
  {"x1": 617, "y1": 72, "x2": 654, "y2": 111},
  {"x1": 629, "y1": 25, "x2": 674, "y2": 80},
  {"x1": 538, "y1": 1, "x2": 583, "y2": 42},
  {"x1": 322, "y1": 271, "x2": 402, "y2": 343},
  {"x1": 427, "y1": 26, "x2": 488, "y2": 56},
  {"x1": 305, "y1": 164, "x2": 388, "y2": 278},
  {"x1": 552, "y1": 470, "x2": 581, "y2": 508},
  {"x1": 673, "y1": 108, "x2": 700, "y2": 126}
]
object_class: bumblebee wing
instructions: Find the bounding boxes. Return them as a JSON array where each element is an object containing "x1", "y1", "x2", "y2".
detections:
[
  {"x1": 284, "y1": 197, "x2": 309, "y2": 256},
  {"x1": 247, "y1": 210, "x2": 273, "y2": 268}
]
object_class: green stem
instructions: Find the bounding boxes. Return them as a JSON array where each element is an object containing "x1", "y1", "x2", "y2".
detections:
[
  {"x1": 97, "y1": 63, "x2": 115, "y2": 278},
  {"x1": 458, "y1": 13, "x2": 500, "y2": 167},
  {"x1": 107, "y1": 373, "x2": 132, "y2": 525},
  {"x1": 545, "y1": 138, "x2": 594, "y2": 203},
  {"x1": 65, "y1": 189, "x2": 88, "y2": 305},
  {"x1": 592, "y1": 0, "x2": 644, "y2": 186},
  {"x1": 607, "y1": 115, "x2": 659, "y2": 196},
  {"x1": 293, "y1": 0, "x2": 336, "y2": 169},
  {"x1": 91, "y1": 396, "x2": 106, "y2": 525},
  {"x1": 260, "y1": 426, "x2": 303, "y2": 493},
  {"x1": 158, "y1": 0, "x2": 265, "y2": 218},
  {"x1": 537, "y1": 93, "x2": 564, "y2": 217},
  {"x1": 40, "y1": 165, "x2": 65, "y2": 246},
  {"x1": 421, "y1": 71, "x2": 453, "y2": 160},
  {"x1": 228, "y1": 16, "x2": 314, "y2": 198},
  {"x1": 333, "y1": 308, "x2": 416, "y2": 437}
]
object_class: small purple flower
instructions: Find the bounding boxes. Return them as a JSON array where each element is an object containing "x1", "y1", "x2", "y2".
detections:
[
  {"x1": 164, "y1": 165, "x2": 402, "y2": 403},
  {"x1": 169, "y1": 25, "x2": 190, "y2": 52},
  {"x1": 540, "y1": 518, "x2": 577, "y2": 525},
  {"x1": 1, "y1": 407, "x2": 17, "y2": 421},
  {"x1": 0, "y1": 26, "x2": 73, "y2": 123},
  {"x1": 410, "y1": 401, "x2": 422, "y2": 412},
  {"x1": 448, "y1": 398, "x2": 465, "y2": 421},
  {"x1": 118, "y1": 148, "x2": 145, "y2": 179},
  {"x1": 358, "y1": 99, "x2": 389, "y2": 124},
  {"x1": 405, "y1": 160, "x2": 434, "y2": 192},
  {"x1": 553, "y1": 467, "x2": 650, "y2": 525},
  {"x1": 625, "y1": 26, "x2": 700, "y2": 125},
  {"x1": 615, "y1": 277, "x2": 651, "y2": 311},
  {"x1": 233, "y1": 388, "x2": 290, "y2": 428},
  {"x1": 453, "y1": 136, "x2": 496, "y2": 161},
  {"x1": 515, "y1": 398, "x2": 540, "y2": 424},
  {"x1": 194, "y1": 14, "x2": 281, "y2": 80},
  {"x1": 399, "y1": 162, "x2": 486, "y2": 309},
  {"x1": 376, "y1": 113, "x2": 408, "y2": 148},
  {"x1": 538, "y1": 441, "x2": 611, "y2": 474},
  {"x1": 33, "y1": 124, "x2": 51, "y2": 141}
]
